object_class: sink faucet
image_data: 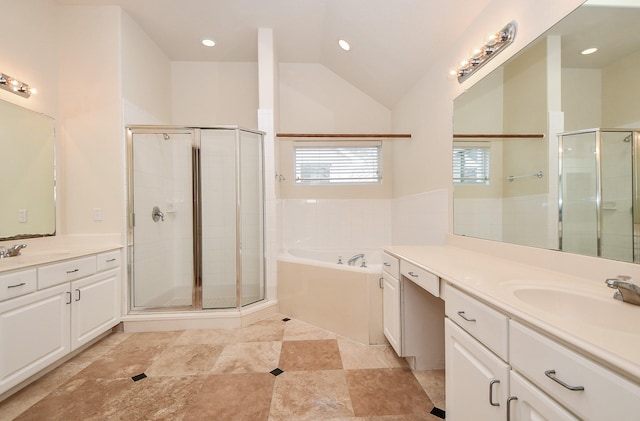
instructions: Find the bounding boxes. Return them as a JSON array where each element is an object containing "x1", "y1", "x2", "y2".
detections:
[
  {"x1": 605, "y1": 276, "x2": 640, "y2": 306},
  {"x1": 0, "y1": 244, "x2": 27, "y2": 258},
  {"x1": 347, "y1": 253, "x2": 365, "y2": 266}
]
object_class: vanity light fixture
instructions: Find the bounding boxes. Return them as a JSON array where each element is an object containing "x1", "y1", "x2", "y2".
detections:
[
  {"x1": 0, "y1": 72, "x2": 34, "y2": 98},
  {"x1": 452, "y1": 21, "x2": 517, "y2": 83}
]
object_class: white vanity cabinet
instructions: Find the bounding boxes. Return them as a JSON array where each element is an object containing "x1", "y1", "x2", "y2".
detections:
[
  {"x1": 508, "y1": 370, "x2": 578, "y2": 421},
  {"x1": 382, "y1": 252, "x2": 402, "y2": 355},
  {"x1": 0, "y1": 250, "x2": 121, "y2": 396},
  {"x1": 510, "y1": 320, "x2": 640, "y2": 421},
  {"x1": 0, "y1": 283, "x2": 71, "y2": 395},
  {"x1": 382, "y1": 252, "x2": 445, "y2": 370},
  {"x1": 445, "y1": 285, "x2": 510, "y2": 420}
]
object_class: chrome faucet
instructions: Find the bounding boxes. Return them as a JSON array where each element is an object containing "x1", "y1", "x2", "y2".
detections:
[
  {"x1": 0, "y1": 244, "x2": 27, "y2": 258},
  {"x1": 605, "y1": 276, "x2": 640, "y2": 306},
  {"x1": 347, "y1": 253, "x2": 365, "y2": 266}
]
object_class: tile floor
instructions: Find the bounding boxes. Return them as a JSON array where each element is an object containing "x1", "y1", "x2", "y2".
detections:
[{"x1": 0, "y1": 315, "x2": 445, "y2": 421}]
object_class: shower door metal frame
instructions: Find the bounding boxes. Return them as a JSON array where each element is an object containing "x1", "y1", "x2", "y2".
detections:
[
  {"x1": 126, "y1": 125, "x2": 266, "y2": 313},
  {"x1": 558, "y1": 128, "x2": 637, "y2": 259},
  {"x1": 126, "y1": 126, "x2": 199, "y2": 312}
]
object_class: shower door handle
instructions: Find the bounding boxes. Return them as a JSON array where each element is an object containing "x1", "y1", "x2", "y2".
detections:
[{"x1": 152, "y1": 206, "x2": 165, "y2": 222}]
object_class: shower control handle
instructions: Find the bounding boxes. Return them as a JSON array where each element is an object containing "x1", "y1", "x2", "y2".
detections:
[{"x1": 152, "y1": 206, "x2": 165, "y2": 222}]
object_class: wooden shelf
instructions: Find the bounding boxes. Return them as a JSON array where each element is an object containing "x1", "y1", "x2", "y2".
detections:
[
  {"x1": 453, "y1": 133, "x2": 544, "y2": 139},
  {"x1": 276, "y1": 133, "x2": 411, "y2": 139}
]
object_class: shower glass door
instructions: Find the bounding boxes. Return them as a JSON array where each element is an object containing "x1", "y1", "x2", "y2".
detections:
[
  {"x1": 199, "y1": 129, "x2": 265, "y2": 308},
  {"x1": 130, "y1": 131, "x2": 195, "y2": 309},
  {"x1": 559, "y1": 131, "x2": 599, "y2": 256},
  {"x1": 200, "y1": 129, "x2": 238, "y2": 308},
  {"x1": 600, "y1": 131, "x2": 633, "y2": 261},
  {"x1": 239, "y1": 130, "x2": 264, "y2": 306}
]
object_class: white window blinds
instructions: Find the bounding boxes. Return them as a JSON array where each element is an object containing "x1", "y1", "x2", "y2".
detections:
[
  {"x1": 453, "y1": 146, "x2": 490, "y2": 184},
  {"x1": 294, "y1": 143, "x2": 382, "y2": 184}
]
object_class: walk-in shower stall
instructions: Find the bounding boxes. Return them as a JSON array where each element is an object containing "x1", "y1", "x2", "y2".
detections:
[
  {"x1": 127, "y1": 126, "x2": 264, "y2": 311},
  {"x1": 559, "y1": 128, "x2": 639, "y2": 263}
]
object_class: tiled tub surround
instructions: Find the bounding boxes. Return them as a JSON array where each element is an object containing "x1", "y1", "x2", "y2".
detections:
[
  {"x1": 277, "y1": 250, "x2": 386, "y2": 345},
  {"x1": 0, "y1": 315, "x2": 446, "y2": 421},
  {"x1": 385, "y1": 244, "x2": 640, "y2": 419}
]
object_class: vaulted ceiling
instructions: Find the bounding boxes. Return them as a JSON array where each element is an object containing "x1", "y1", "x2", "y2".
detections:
[{"x1": 56, "y1": 0, "x2": 494, "y2": 107}]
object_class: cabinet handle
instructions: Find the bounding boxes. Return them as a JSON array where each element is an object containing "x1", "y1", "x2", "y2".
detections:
[
  {"x1": 379, "y1": 277, "x2": 384, "y2": 289},
  {"x1": 106, "y1": 258, "x2": 116, "y2": 262},
  {"x1": 506, "y1": 396, "x2": 518, "y2": 421},
  {"x1": 457, "y1": 310, "x2": 477, "y2": 322},
  {"x1": 75, "y1": 288, "x2": 81, "y2": 301},
  {"x1": 407, "y1": 271, "x2": 419, "y2": 278},
  {"x1": 66, "y1": 269, "x2": 79, "y2": 274},
  {"x1": 7, "y1": 282, "x2": 26, "y2": 289},
  {"x1": 383, "y1": 262, "x2": 391, "y2": 267},
  {"x1": 489, "y1": 379, "x2": 500, "y2": 406},
  {"x1": 66, "y1": 291, "x2": 72, "y2": 305},
  {"x1": 544, "y1": 370, "x2": 585, "y2": 391}
]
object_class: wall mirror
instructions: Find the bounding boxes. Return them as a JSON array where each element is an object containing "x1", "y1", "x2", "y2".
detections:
[
  {"x1": 453, "y1": 0, "x2": 640, "y2": 263},
  {"x1": 0, "y1": 99, "x2": 55, "y2": 240}
]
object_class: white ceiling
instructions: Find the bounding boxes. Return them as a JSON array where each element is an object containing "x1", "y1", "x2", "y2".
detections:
[{"x1": 56, "y1": 0, "x2": 494, "y2": 107}]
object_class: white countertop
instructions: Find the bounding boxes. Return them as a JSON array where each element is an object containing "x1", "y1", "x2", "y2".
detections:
[
  {"x1": 0, "y1": 245, "x2": 122, "y2": 273},
  {"x1": 384, "y1": 245, "x2": 640, "y2": 384}
]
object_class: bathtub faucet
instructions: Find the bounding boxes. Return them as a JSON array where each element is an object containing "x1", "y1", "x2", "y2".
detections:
[{"x1": 347, "y1": 253, "x2": 365, "y2": 266}]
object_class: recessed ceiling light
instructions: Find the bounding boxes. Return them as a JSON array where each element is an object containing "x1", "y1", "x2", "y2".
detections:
[
  {"x1": 581, "y1": 47, "x2": 598, "y2": 55},
  {"x1": 338, "y1": 39, "x2": 351, "y2": 51},
  {"x1": 201, "y1": 38, "x2": 216, "y2": 47}
]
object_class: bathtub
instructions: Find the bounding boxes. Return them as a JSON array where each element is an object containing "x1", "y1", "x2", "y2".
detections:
[{"x1": 277, "y1": 248, "x2": 386, "y2": 345}]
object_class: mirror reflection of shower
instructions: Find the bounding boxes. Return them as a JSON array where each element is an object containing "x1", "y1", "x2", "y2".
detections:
[{"x1": 558, "y1": 129, "x2": 638, "y2": 263}]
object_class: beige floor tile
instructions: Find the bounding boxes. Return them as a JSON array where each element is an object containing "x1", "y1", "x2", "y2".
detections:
[
  {"x1": 184, "y1": 373, "x2": 275, "y2": 421},
  {"x1": 412, "y1": 369, "x2": 445, "y2": 410},
  {"x1": 269, "y1": 370, "x2": 355, "y2": 421},
  {"x1": 146, "y1": 344, "x2": 225, "y2": 377},
  {"x1": 337, "y1": 339, "x2": 407, "y2": 370},
  {"x1": 173, "y1": 328, "x2": 240, "y2": 346},
  {"x1": 1, "y1": 316, "x2": 446, "y2": 420},
  {"x1": 282, "y1": 318, "x2": 339, "y2": 341},
  {"x1": 346, "y1": 368, "x2": 433, "y2": 418},
  {"x1": 212, "y1": 341, "x2": 282, "y2": 374},
  {"x1": 279, "y1": 339, "x2": 343, "y2": 371}
]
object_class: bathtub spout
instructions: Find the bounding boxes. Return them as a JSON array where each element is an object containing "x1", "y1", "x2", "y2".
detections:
[{"x1": 348, "y1": 253, "x2": 365, "y2": 266}]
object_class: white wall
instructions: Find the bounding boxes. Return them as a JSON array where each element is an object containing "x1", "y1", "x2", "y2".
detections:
[
  {"x1": 171, "y1": 62, "x2": 258, "y2": 128},
  {"x1": 121, "y1": 11, "x2": 172, "y2": 125},
  {"x1": 58, "y1": 5, "x2": 124, "y2": 237}
]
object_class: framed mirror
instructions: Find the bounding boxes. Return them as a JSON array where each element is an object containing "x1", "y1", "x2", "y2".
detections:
[
  {"x1": 0, "y1": 99, "x2": 55, "y2": 240},
  {"x1": 453, "y1": 0, "x2": 640, "y2": 263}
]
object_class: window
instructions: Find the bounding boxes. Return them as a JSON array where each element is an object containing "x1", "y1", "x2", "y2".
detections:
[
  {"x1": 453, "y1": 146, "x2": 490, "y2": 184},
  {"x1": 294, "y1": 143, "x2": 382, "y2": 184}
]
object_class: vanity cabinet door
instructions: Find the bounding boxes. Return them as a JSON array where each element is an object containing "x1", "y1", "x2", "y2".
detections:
[
  {"x1": 509, "y1": 371, "x2": 578, "y2": 421},
  {"x1": 382, "y1": 271, "x2": 402, "y2": 356},
  {"x1": 445, "y1": 318, "x2": 509, "y2": 421},
  {"x1": 0, "y1": 284, "x2": 71, "y2": 394},
  {"x1": 71, "y1": 269, "x2": 119, "y2": 351}
]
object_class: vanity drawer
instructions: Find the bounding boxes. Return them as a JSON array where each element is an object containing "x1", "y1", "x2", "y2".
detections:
[
  {"x1": 400, "y1": 260, "x2": 439, "y2": 297},
  {"x1": 510, "y1": 321, "x2": 640, "y2": 421},
  {"x1": 37, "y1": 256, "x2": 97, "y2": 289},
  {"x1": 97, "y1": 250, "x2": 120, "y2": 272},
  {"x1": 382, "y1": 252, "x2": 400, "y2": 278},
  {"x1": 445, "y1": 285, "x2": 508, "y2": 360},
  {"x1": 0, "y1": 269, "x2": 37, "y2": 301}
]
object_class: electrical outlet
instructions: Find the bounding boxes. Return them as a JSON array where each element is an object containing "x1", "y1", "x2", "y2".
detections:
[
  {"x1": 93, "y1": 208, "x2": 103, "y2": 221},
  {"x1": 18, "y1": 209, "x2": 27, "y2": 223}
]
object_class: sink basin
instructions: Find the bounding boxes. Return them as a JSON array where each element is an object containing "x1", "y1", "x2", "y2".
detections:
[{"x1": 511, "y1": 286, "x2": 640, "y2": 335}]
